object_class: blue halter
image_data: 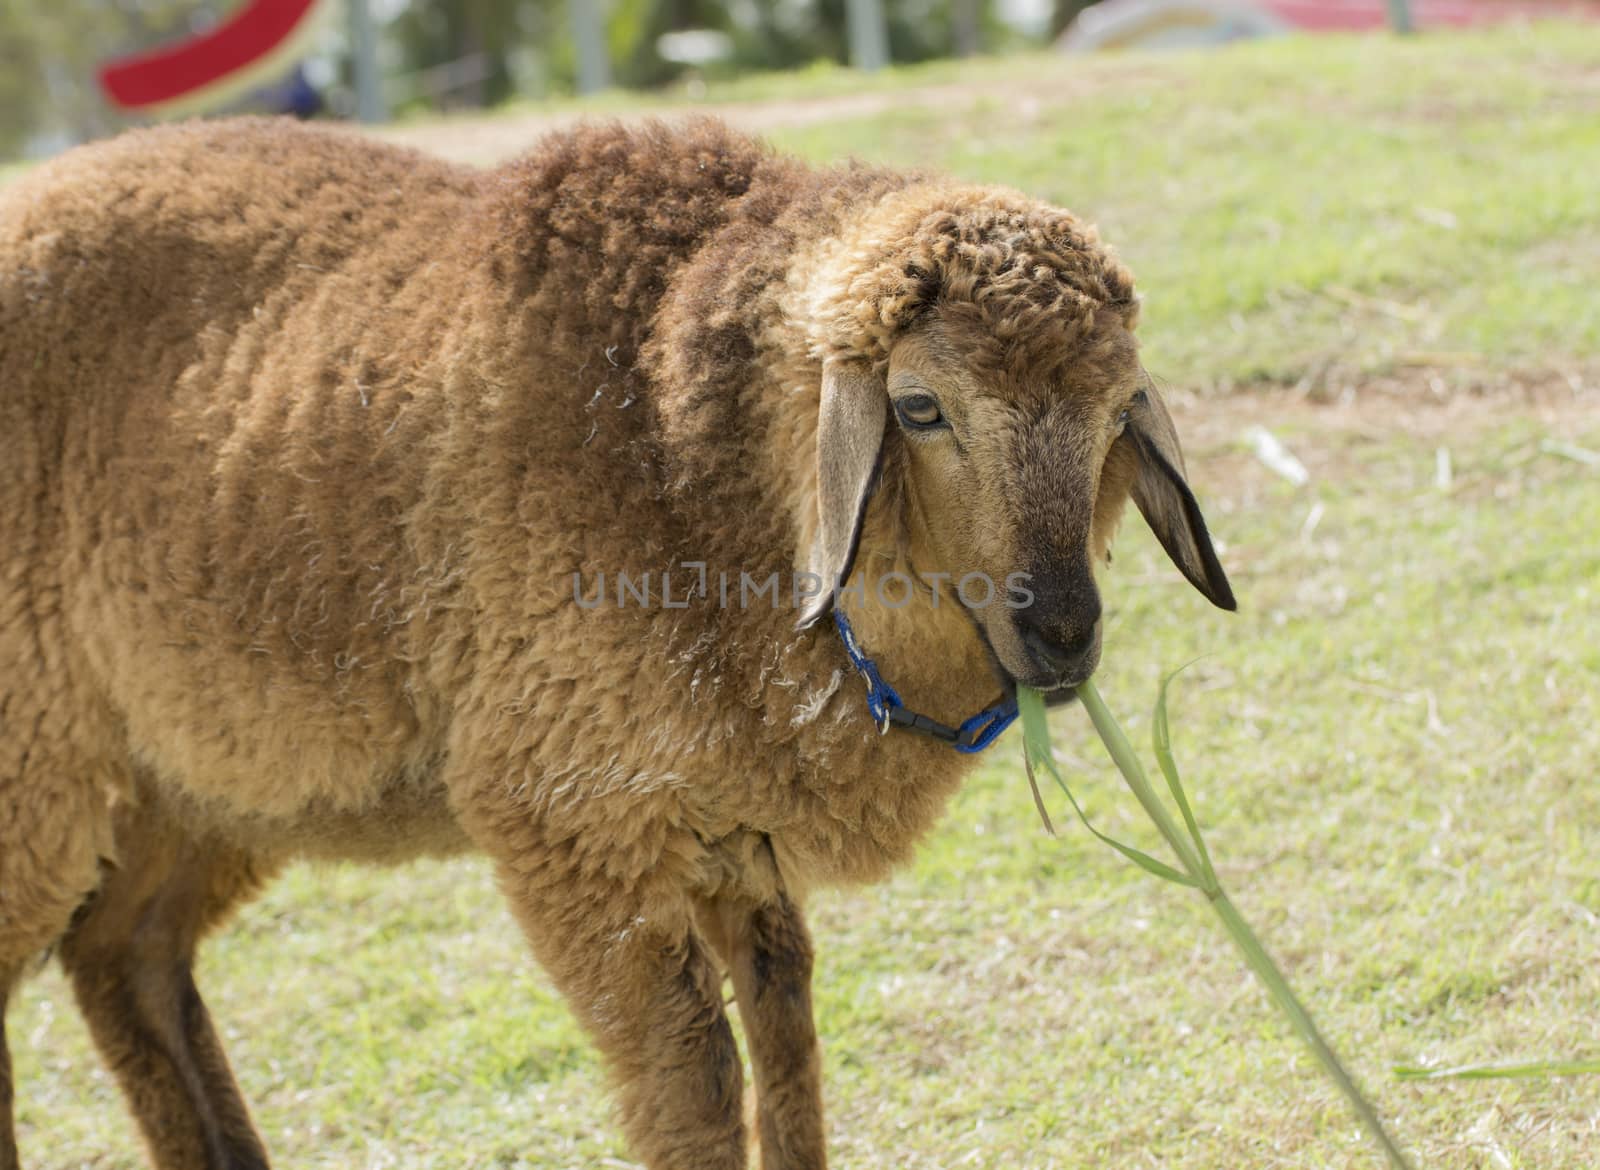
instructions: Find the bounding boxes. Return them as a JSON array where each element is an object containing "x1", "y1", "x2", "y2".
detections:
[{"x1": 832, "y1": 609, "x2": 1018, "y2": 753}]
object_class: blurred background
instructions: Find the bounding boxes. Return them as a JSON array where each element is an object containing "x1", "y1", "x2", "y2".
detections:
[{"x1": 8, "y1": 0, "x2": 1595, "y2": 160}]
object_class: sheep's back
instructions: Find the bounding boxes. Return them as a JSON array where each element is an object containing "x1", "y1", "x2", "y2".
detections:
[
  {"x1": 0, "y1": 116, "x2": 839, "y2": 856},
  {"x1": 0, "y1": 120, "x2": 484, "y2": 829}
]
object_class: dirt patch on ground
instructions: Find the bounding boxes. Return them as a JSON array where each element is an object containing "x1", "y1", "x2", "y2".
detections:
[
  {"x1": 1181, "y1": 363, "x2": 1597, "y2": 437},
  {"x1": 1173, "y1": 365, "x2": 1600, "y2": 499}
]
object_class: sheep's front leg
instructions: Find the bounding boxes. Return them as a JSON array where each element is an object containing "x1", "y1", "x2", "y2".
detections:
[
  {"x1": 699, "y1": 892, "x2": 826, "y2": 1170},
  {"x1": 487, "y1": 856, "x2": 747, "y2": 1169}
]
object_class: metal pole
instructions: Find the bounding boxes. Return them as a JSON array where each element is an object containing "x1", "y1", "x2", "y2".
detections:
[
  {"x1": 1385, "y1": 0, "x2": 1414, "y2": 33},
  {"x1": 846, "y1": 0, "x2": 889, "y2": 72},
  {"x1": 569, "y1": 0, "x2": 611, "y2": 95},
  {"x1": 346, "y1": 0, "x2": 387, "y2": 123}
]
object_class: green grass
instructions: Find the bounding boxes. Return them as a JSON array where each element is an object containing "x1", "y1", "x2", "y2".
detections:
[
  {"x1": 753, "y1": 29, "x2": 1600, "y2": 388},
  {"x1": 11, "y1": 25, "x2": 1600, "y2": 1170}
]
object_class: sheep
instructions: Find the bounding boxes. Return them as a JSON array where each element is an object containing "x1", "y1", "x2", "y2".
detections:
[{"x1": 0, "y1": 116, "x2": 1234, "y2": 1170}]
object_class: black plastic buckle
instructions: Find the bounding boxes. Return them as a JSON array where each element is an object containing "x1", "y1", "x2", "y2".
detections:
[{"x1": 886, "y1": 706, "x2": 961, "y2": 745}]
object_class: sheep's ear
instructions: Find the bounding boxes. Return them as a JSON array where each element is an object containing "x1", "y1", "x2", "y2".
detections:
[
  {"x1": 796, "y1": 358, "x2": 886, "y2": 629},
  {"x1": 1125, "y1": 386, "x2": 1237, "y2": 611}
]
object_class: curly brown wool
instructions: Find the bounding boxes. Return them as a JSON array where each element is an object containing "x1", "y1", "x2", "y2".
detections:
[{"x1": 0, "y1": 116, "x2": 1164, "y2": 1170}]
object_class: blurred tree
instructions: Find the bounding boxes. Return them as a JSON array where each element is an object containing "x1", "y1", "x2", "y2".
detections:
[
  {"x1": 952, "y1": 0, "x2": 983, "y2": 55},
  {"x1": 0, "y1": 3, "x2": 44, "y2": 154},
  {"x1": 610, "y1": 0, "x2": 731, "y2": 87},
  {"x1": 733, "y1": 0, "x2": 846, "y2": 70},
  {"x1": 722, "y1": 0, "x2": 998, "y2": 72},
  {"x1": 0, "y1": 0, "x2": 197, "y2": 152},
  {"x1": 388, "y1": 0, "x2": 524, "y2": 108}
]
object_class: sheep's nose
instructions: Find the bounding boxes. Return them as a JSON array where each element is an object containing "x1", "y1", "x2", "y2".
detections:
[{"x1": 1017, "y1": 611, "x2": 1101, "y2": 684}]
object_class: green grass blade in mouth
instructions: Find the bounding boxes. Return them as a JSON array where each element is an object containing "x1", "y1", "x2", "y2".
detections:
[
  {"x1": 1018, "y1": 677, "x2": 1413, "y2": 1170},
  {"x1": 1016, "y1": 685, "x2": 1059, "y2": 836},
  {"x1": 1017, "y1": 684, "x2": 1196, "y2": 887},
  {"x1": 1074, "y1": 680, "x2": 1208, "y2": 881}
]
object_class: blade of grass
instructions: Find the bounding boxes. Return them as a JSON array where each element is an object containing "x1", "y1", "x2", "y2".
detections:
[
  {"x1": 1208, "y1": 891, "x2": 1412, "y2": 1170},
  {"x1": 1152, "y1": 668, "x2": 1216, "y2": 886},
  {"x1": 1017, "y1": 688, "x2": 1058, "y2": 836},
  {"x1": 1395, "y1": 1058, "x2": 1600, "y2": 1080},
  {"x1": 1020, "y1": 678, "x2": 1414, "y2": 1170},
  {"x1": 1075, "y1": 681, "x2": 1208, "y2": 882}
]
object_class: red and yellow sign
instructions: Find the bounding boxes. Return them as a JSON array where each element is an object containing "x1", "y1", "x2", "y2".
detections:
[{"x1": 98, "y1": 0, "x2": 327, "y2": 115}]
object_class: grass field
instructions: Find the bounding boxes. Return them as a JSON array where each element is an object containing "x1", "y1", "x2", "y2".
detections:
[{"x1": 11, "y1": 24, "x2": 1600, "y2": 1170}]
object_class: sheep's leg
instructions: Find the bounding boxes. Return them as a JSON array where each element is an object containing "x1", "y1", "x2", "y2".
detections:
[
  {"x1": 57, "y1": 819, "x2": 275, "y2": 1170},
  {"x1": 1, "y1": 984, "x2": 16, "y2": 1170},
  {"x1": 698, "y1": 892, "x2": 826, "y2": 1170},
  {"x1": 0, "y1": 723, "x2": 116, "y2": 1170},
  {"x1": 480, "y1": 852, "x2": 747, "y2": 1169}
]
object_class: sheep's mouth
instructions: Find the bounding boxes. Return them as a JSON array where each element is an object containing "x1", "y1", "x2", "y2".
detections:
[
  {"x1": 1038, "y1": 683, "x2": 1080, "y2": 708},
  {"x1": 961, "y1": 606, "x2": 1084, "y2": 708},
  {"x1": 998, "y1": 675, "x2": 1079, "y2": 708}
]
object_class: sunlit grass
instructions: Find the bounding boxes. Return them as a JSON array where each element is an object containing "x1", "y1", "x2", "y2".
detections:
[
  {"x1": 1020, "y1": 677, "x2": 1409, "y2": 1168},
  {"x1": 758, "y1": 28, "x2": 1600, "y2": 387}
]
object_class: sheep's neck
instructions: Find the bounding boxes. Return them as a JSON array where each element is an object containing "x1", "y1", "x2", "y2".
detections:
[{"x1": 832, "y1": 533, "x2": 1004, "y2": 730}]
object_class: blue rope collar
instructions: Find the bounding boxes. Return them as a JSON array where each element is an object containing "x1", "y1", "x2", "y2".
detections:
[{"x1": 832, "y1": 609, "x2": 1018, "y2": 754}]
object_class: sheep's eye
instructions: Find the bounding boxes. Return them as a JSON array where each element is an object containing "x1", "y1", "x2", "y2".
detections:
[
  {"x1": 895, "y1": 394, "x2": 944, "y2": 430},
  {"x1": 1117, "y1": 388, "x2": 1147, "y2": 431}
]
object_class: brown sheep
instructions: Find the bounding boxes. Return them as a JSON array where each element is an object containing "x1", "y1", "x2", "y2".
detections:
[{"x1": 0, "y1": 116, "x2": 1233, "y2": 1170}]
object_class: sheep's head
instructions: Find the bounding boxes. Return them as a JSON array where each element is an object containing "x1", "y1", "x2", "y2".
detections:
[{"x1": 798, "y1": 187, "x2": 1235, "y2": 699}]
